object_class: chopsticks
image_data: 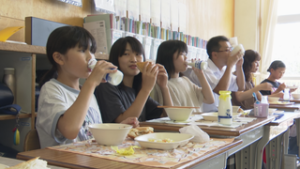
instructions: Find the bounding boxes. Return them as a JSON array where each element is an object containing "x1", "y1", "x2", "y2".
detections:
[{"x1": 157, "y1": 106, "x2": 200, "y2": 109}]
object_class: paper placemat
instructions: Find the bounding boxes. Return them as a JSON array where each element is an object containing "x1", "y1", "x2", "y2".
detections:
[
  {"x1": 193, "y1": 117, "x2": 256, "y2": 128},
  {"x1": 147, "y1": 115, "x2": 256, "y2": 128},
  {"x1": 48, "y1": 138, "x2": 234, "y2": 168},
  {"x1": 147, "y1": 115, "x2": 204, "y2": 124}
]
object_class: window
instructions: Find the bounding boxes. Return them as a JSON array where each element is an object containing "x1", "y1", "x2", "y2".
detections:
[{"x1": 272, "y1": 0, "x2": 300, "y2": 77}]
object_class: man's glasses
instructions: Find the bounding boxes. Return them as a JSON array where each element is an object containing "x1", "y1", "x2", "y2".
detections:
[{"x1": 216, "y1": 47, "x2": 233, "y2": 53}]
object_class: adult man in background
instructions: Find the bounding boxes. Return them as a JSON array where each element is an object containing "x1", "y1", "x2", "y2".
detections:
[{"x1": 184, "y1": 35, "x2": 245, "y2": 112}]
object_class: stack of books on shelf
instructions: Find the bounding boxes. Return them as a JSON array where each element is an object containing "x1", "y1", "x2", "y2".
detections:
[{"x1": 83, "y1": 13, "x2": 208, "y2": 61}]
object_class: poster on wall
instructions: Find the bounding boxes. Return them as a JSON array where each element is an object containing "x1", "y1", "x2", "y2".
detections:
[
  {"x1": 57, "y1": 0, "x2": 82, "y2": 6},
  {"x1": 114, "y1": 0, "x2": 127, "y2": 17},
  {"x1": 140, "y1": 0, "x2": 150, "y2": 23},
  {"x1": 84, "y1": 20, "x2": 109, "y2": 59},
  {"x1": 127, "y1": 0, "x2": 139, "y2": 20},
  {"x1": 94, "y1": 0, "x2": 115, "y2": 13},
  {"x1": 178, "y1": 0, "x2": 186, "y2": 33},
  {"x1": 151, "y1": 0, "x2": 160, "y2": 26},
  {"x1": 170, "y1": 0, "x2": 179, "y2": 31},
  {"x1": 160, "y1": 0, "x2": 170, "y2": 29}
]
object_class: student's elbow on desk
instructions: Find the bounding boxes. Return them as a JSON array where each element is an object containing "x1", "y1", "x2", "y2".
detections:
[
  {"x1": 58, "y1": 126, "x2": 81, "y2": 140},
  {"x1": 203, "y1": 98, "x2": 215, "y2": 104}
]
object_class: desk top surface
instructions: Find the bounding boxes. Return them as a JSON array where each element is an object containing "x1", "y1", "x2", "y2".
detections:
[
  {"x1": 268, "y1": 112, "x2": 300, "y2": 126},
  {"x1": 140, "y1": 116, "x2": 275, "y2": 136},
  {"x1": 0, "y1": 156, "x2": 67, "y2": 169},
  {"x1": 17, "y1": 139, "x2": 242, "y2": 169},
  {"x1": 269, "y1": 103, "x2": 300, "y2": 110}
]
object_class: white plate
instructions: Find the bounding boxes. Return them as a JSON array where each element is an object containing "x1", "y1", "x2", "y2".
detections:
[
  {"x1": 134, "y1": 133, "x2": 194, "y2": 150},
  {"x1": 0, "y1": 163, "x2": 9, "y2": 169}
]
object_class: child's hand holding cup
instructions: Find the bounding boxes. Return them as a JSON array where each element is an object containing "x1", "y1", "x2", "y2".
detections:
[{"x1": 88, "y1": 59, "x2": 123, "y2": 86}]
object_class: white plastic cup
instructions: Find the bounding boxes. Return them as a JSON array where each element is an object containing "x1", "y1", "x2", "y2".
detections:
[
  {"x1": 283, "y1": 88, "x2": 290, "y2": 101},
  {"x1": 229, "y1": 37, "x2": 238, "y2": 47},
  {"x1": 186, "y1": 60, "x2": 208, "y2": 70},
  {"x1": 104, "y1": 70, "x2": 123, "y2": 86},
  {"x1": 261, "y1": 96, "x2": 268, "y2": 104},
  {"x1": 88, "y1": 59, "x2": 123, "y2": 86},
  {"x1": 230, "y1": 44, "x2": 245, "y2": 56},
  {"x1": 254, "y1": 103, "x2": 269, "y2": 117}
]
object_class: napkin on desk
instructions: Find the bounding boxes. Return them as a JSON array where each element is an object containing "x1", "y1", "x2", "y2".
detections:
[{"x1": 179, "y1": 121, "x2": 210, "y2": 143}]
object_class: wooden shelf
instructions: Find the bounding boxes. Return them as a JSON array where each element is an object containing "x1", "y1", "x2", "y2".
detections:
[
  {"x1": 0, "y1": 41, "x2": 46, "y2": 55},
  {"x1": 0, "y1": 113, "x2": 37, "y2": 121}
]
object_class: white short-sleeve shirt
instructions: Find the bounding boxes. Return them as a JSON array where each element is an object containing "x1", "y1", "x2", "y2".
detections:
[
  {"x1": 151, "y1": 76, "x2": 204, "y2": 112},
  {"x1": 36, "y1": 79, "x2": 102, "y2": 148},
  {"x1": 183, "y1": 59, "x2": 238, "y2": 112}
]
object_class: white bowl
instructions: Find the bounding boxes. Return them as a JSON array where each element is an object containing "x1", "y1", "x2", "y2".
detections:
[
  {"x1": 134, "y1": 132, "x2": 194, "y2": 150},
  {"x1": 89, "y1": 123, "x2": 132, "y2": 146},
  {"x1": 164, "y1": 107, "x2": 193, "y2": 121},
  {"x1": 202, "y1": 112, "x2": 240, "y2": 121},
  {"x1": 292, "y1": 93, "x2": 300, "y2": 100},
  {"x1": 268, "y1": 97, "x2": 280, "y2": 103},
  {"x1": 232, "y1": 106, "x2": 241, "y2": 113}
]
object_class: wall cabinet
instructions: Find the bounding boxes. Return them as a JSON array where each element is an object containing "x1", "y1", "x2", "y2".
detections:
[{"x1": 0, "y1": 42, "x2": 46, "y2": 152}]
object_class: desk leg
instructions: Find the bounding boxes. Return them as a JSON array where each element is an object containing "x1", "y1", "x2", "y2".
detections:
[
  {"x1": 255, "y1": 125, "x2": 271, "y2": 169},
  {"x1": 235, "y1": 142, "x2": 257, "y2": 169},
  {"x1": 188, "y1": 152, "x2": 227, "y2": 169},
  {"x1": 265, "y1": 127, "x2": 290, "y2": 169},
  {"x1": 283, "y1": 128, "x2": 290, "y2": 168},
  {"x1": 284, "y1": 127, "x2": 290, "y2": 155},
  {"x1": 296, "y1": 118, "x2": 300, "y2": 156},
  {"x1": 266, "y1": 133, "x2": 283, "y2": 169}
]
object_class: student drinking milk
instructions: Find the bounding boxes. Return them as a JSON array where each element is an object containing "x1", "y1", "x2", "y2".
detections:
[
  {"x1": 37, "y1": 26, "x2": 138, "y2": 148},
  {"x1": 151, "y1": 40, "x2": 214, "y2": 112}
]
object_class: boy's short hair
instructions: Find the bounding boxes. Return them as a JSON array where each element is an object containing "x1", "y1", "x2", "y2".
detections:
[
  {"x1": 206, "y1": 36, "x2": 229, "y2": 59},
  {"x1": 267, "y1": 60, "x2": 286, "y2": 72}
]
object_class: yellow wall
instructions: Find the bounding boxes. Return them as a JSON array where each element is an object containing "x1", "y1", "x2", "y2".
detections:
[
  {"x1": 0, "y1": 0, "x2": 233, "y2": 42},
  {"x1": 186, "y1": 0, "x2": 234, "y2": 39}
]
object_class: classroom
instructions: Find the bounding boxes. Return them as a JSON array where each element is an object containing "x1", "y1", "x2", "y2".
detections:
[{"x1": 0, "y1": 0, "x2": 300, "y2": 168}]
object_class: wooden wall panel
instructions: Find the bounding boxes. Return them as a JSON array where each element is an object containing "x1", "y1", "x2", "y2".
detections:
[
  {"x1": 186, "y1": 0, "x2": 234, "y2": 40},
  {"x1": 0, "y1": 0, "x2": 92, "y2": 42},
  {"x1": 0, "y1": 0, "x2": 234, "y2": 42}
]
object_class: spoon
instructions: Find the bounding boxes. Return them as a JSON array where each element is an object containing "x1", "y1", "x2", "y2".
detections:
[{"x1": 252, "y1": 92, "x2": 260, "y2": 104}]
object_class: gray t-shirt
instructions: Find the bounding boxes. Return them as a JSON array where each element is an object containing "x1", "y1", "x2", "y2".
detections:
[
  {"x1": 36, "y1": 79, "x2": 102, "y2": 148},
  {"x1": 95, "y1": 83, "x2": 163, "y2": 123}
]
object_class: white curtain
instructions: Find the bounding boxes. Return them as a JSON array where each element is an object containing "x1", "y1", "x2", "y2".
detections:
[{"x1": 258, "y1": 0, "x2": 279, "y2": 82}]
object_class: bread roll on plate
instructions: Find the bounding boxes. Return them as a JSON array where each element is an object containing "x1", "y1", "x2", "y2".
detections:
[
  {"x1": 7, "y1": 157, "x2": 50, "y2": 169},
  {"x1": 128, "y1": 127, "x2": 154, "y2": 139}
]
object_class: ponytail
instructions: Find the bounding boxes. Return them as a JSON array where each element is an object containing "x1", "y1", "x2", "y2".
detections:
[{"x1": 39, "y1": 67, "x2": 57, "y2": 88}]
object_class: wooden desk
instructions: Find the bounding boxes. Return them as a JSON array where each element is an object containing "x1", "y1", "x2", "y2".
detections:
[
  {"x1": 141, "y1": 116, "x2": 295, "y2": 169},
  {"x1": 289, "y1": 99, "x2": 300, "y2": 104},
  {"x1": 269, "y1": 103, "x2": 300, "y2": 112},
  {"x1": 0, "y1": 157, "x2": 67, "y2": 169},
  {"x1": 140, "y1": 116, "x2": 274, "y2": 137},
  {"x1": 17, "y1": 139, "x2": 242, "y2": 169}
]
